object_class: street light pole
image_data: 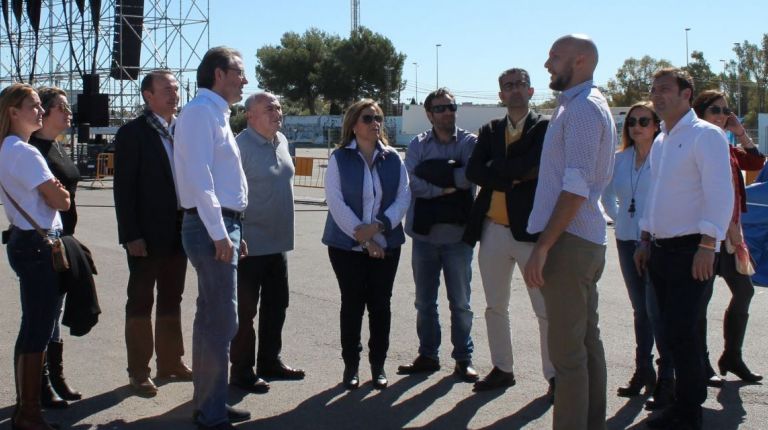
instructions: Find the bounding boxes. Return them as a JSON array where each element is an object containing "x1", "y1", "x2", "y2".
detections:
[
  {"x1": 734, "y1": 42, "x2": 742, "y2": 117},
  {"x1": 413, "y1": 62, "x2": 419, "y2": 103},
  {"x1": 435, "y1": 43, "x2": 441, "y2": 89},
  {"x1": 685, "y1": 28, "x2": 691, "y2": 67}
]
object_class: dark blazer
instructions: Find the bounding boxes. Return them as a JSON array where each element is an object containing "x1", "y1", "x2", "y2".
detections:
[
  {"x1": 113, "y1": 113, "x2": 182, "y2": 256},
  {"x1": 463, "y1": 111, "x2": 549, "y2": 245}
]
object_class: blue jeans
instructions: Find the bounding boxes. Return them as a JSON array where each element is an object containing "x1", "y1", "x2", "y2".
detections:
[
  {"x1": 7, "y1": 227, "x2": 63, "y2": 354},
  {"x1": 411, "y1": 239, "x2": 474, "y2": 361},
  {"x1": 616, "y1": 240, "x2": 673, "y2": 379},
  {"x1": 182, "y1": 214, "x2": 241, "y2": 427}
]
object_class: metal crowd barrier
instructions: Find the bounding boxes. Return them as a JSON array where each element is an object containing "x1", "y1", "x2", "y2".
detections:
[
  {"x1": 293, "y1": 156, "x2": 328, "y2": 189},
  {"x1": 90, "y1": 152, "x2": 115, "y2": 188}
]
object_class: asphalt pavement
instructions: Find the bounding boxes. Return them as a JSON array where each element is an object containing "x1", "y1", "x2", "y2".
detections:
[{"x1": 0, "y1": 182, "x2": 766, "y2": 429}]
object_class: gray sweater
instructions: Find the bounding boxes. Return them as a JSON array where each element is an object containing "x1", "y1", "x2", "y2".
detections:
[{"x1": 236, "y1": 127, "x2": 295, "y2": 255}]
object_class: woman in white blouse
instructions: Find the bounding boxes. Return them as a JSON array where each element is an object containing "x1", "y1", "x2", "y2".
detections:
[
  {"x1": 602, "y1": 102, "x2": 672, "y2": 408},
  {"x1": 322, "y1": 99, "x2": 410, "y2": 390},
  {"x1": 0, "y1": 83, "x2": 70, "y2": 430}
]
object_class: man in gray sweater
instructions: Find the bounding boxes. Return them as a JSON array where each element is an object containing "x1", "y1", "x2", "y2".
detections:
[{"x1": 229, "y1": 92, "x2": 305, "y2": 393}]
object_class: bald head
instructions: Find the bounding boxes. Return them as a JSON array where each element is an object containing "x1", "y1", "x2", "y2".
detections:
[
  {"x1": 245, "y1": 92, "x2": 283, "y2": 139},
  {"x1": 545, "y1": 34, "x2": 599, "y2": 91}
]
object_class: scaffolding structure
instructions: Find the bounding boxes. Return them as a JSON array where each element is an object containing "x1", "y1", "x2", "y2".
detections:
[{"x1": 0, "y1": 0, "x2": 209, "y2": 128}]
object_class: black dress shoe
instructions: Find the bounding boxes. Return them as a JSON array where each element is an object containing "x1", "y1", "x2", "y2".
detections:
[
  {"x1": 230, "y1": 375, "x2": 270, "y2": 393},
  {"x1": 645, "y1": 378, "x2": 674, "y2": 411},
  {"x1": 196, "y1": 423, "x2": 236, "y2": 430},
  {"x1": 343, "y1": 365, "x2": 359, "y2": 390},
  {"x1": 473, "y1": 367, "x2": 516, "y2": 392},
  {"x1": 547, "y1": 377, "x2": 555, "y2": 404},
  {"x1": 646, "y1": 405, "x2": 702, "y2": 430},
  {"x1": 257, "y1": 359, "x2": 306, "y2": 380},
  {"x1": 397, "y1": 355, "x2": 440, "y2": 375},
  {"x1": 129, "y1": 375, "x2": 158, "y2": 397},
  {"x1": 705, "y1": 360, "x2": 724, "y2": 388},
  {"x1": 454, "y1": 360, "x2": 479, "y2": 382},
  {"x1": 157, "y1": 361, "x2": 193, "y2": 380},
  {"x1": 617, "y1": 367, "x2": 656, "y2": 397},
  {"x1": 372, "y1": 365, "x2": 388, "y2": 389},
  {"x1": 193, "y1": 404, "x2": 251, "y2": 424}
]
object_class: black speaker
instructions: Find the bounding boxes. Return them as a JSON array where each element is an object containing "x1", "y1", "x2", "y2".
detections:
[
  {"x1": 83, "y1": 74, "x2": 100, "y2": 95},
  {"x1": 109, "y1": 0, "x2": 144, "y2": 80},
  {"x1": 76, "y1": 94, "x2": 110, "y2": 127}
]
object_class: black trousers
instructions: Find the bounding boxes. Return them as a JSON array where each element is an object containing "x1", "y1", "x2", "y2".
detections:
[
  {"x1": 649, "y1": 235, "x2": 710, "y2": 419},
  {"x1": 328, "y1": 246, "x2": 401, "y2": 367},
  {"x1": 230, "y1": 253, "x2": 290, "y2": 376},
  {"x1": 125, "y1": 249, "x2": 187, "y2": 378}
]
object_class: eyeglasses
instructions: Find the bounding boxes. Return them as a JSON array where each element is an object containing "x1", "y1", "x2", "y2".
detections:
[
  {"x1": 707, "y1": 106, "x2": 732, "y2": 115},
  {"x1": 52, "y1": 103, "x2": 72, "y2": 114},
  {"x1": 429, "y1": 103, "x2": 458, "y2": 113},
  {"x1": 501, "y1": 81, "x2": 530, "y2": 90},
  {"x1": 360, "y1": 114, "x2": 383, "y2": 124},
  {"x1": 227, "y1": 67, "x2": 246, "y2": 78},
  {"x1": 625, "y1": 117, "x2": 653, "y2": 128}
]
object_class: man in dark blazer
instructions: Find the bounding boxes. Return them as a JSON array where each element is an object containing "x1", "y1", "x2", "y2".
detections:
[
  {"x1": 114, "y1": 70, "x2": 190, "y2": 397},
  {"x1": 463, "y1": 68, "x2": 555, "y2": 398}
]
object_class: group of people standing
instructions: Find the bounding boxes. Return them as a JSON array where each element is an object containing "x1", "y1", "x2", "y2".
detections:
[{"x1": 0, "y1": 32, "x2": 762, "y2": 430}]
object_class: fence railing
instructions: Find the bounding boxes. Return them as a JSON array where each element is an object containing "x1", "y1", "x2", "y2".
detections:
[{"x1": 293, "y1": 156, "x2": 328, "y2": 189}]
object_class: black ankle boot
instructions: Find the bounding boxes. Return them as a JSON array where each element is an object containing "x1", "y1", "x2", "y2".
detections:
[
  {"x1": 41, "y1": 361, "x2": 67, "y2": 409},
  {"x1": 47, "y1": 340, "x2": 82, "y2": 400},
  {"x1": 720, "y1": 311, "x2": 763, "y2": 382},
  {"x1": 718, "y1": 353, "x2": 763, "y2": 382}
]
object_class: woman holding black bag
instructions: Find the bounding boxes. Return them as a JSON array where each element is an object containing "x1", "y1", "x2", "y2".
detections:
[{"x1": 0, "y1": 83, "x2": 70, "y2": 430}]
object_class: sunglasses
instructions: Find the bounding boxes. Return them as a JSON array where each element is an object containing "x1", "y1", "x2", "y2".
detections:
[
  {"x1": 430, "y1": 103, "x2": 458, "y2": 113},
  {"x1": 53, "y1": 103, "x2": 72, "y2": 114},
  {"x1": 360, "y1": 114, "x2": 383, "y2": 124},
  {"x1": 707, "y1": 106, "x2": 732, "y2": 115},
  {"x1": 626, "y1": 117, "x2": 653, "y2": 128}
]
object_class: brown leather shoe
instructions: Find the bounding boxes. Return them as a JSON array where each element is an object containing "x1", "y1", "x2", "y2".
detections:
[
  {"x1": 156, "y1": 362, "x2": 193, "y2": 380},
  {"x1": 397, "y1": 355, "x2": 440, "y2": 375},
  {"x1": 473, "y1": 367, "x2": 516, "y2": 392},
  {"x1": 129, "y1": 375, "x2": 158, "y2": 397},
  {"x1": 454, "y1": 360, "x2": 479, "y2": 382},
  {"x1": 257, "y1": 359, "x2": 305, "y2": 380}
]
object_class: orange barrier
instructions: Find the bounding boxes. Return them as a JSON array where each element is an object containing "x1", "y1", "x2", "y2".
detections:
[
  {"x1": 90, "y1": 152, "x2": 114, "y2": 187},
  {"x1": 293, "y1": 156, "x2": 328, "y2": 188}
]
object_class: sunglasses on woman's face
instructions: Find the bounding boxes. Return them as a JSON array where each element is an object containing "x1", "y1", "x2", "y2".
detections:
[
  {"x1": 707, "y1": 106, "x2": 732, "y2": 115},
  {"x1": 626, "y1": 117, "x2": 653, "y2": 128},
  {"x1": 360, "y1": 114, "x2": 383, "y2": 124}
]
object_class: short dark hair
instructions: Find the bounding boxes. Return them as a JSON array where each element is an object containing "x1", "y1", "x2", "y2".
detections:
[
  {"x1": 197, "y1": 46, "x2": 242, "y2": 89},
  {"x1": 653, "y1": 67, "x2": 694, "y2": 103},
  {"x1": 498, "y1": 68, "x2": 531, "y2": 88},
  {"x1": 140, "y1": 69, "x2": 175, "y2": 103},
  {"x1": 36, "y1": 86, "x2": 67, "y2": 117},
  {"x1": 692, "y1": 89, "x2": 726, "y2": 118},
  {"x1": 423, "y1": 87, "x2": 455, "y2": 113}
]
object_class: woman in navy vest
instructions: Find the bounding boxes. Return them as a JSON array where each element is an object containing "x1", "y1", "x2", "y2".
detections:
[{"x1": 322, "y1": 99, "x2": 411, "y2": 390}]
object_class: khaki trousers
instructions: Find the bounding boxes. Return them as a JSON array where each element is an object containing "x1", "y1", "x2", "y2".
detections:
[
  {"x1": 540, "y1": 232, "x2": 607, "y2": 430},
  {"x1": 478, "y1": 220, "x2": 554, "y2": 379}
]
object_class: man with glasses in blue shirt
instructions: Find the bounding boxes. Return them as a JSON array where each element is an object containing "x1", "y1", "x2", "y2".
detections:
[{"x1": 398, "y1": 88, "x2": 479, "y2": 382}]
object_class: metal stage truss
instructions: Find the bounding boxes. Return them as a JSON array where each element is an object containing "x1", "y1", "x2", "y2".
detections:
[{"x1": 0, "y1": 0, "x2": 210, "y2": 129}]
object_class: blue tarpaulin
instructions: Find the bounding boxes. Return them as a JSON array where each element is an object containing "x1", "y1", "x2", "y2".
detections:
[{"x1": 742, "y1": 168, "x2": 768, "y2": 285}]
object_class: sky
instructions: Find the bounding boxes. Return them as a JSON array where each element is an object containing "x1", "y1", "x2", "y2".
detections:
[{"x1": 209, "y1": 0, "x2": 767, "y2": 106}]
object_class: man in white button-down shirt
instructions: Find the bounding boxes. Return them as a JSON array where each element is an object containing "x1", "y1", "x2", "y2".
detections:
[
  {"x1": 174, "y1": 46, "x2": 250, "y2": 430},
  {"x1": 635, "y1": 68, "x2": 733, "y2": 430}
]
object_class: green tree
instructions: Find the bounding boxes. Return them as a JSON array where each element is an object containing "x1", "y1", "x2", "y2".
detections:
[
  {"x1": 606, "y1": 56, "x2": 673, "y2": 106},
  {"x1": 255, "y1": 28, "x2": 339, "y2": 115},
  {"x1": 733, "y1": 37, "x2": 768, "y2": 119},
  {"x1": 683, "y1": 51, "x2": 719, "y2": 94},
  {"x1": 319, "y1": 27, "x2": 406, "y2": 113}
]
